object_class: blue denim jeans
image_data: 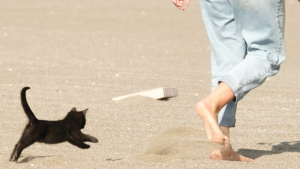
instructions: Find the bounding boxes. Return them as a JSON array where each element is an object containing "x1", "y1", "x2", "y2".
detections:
[{"x1": 199, "y1": 0, "x2": 286, "y2": 127}]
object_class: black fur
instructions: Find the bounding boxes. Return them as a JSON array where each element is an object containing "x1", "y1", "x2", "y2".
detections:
[{"x1": 9, "y1": 87, "x2": 98, "y2": 162}]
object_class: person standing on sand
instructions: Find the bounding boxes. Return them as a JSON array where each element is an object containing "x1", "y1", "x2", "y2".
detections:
[{"x1": 172, "y1": 0, "x2": 299, "y2": 162}]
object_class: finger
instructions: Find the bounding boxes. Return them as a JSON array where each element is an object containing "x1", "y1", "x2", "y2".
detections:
[
  {"x1": 179, "y1": 0, "x2": 185, "y2": 10},
  {"x1": 174, "y1": 0, "x2": 180, "y2": 6},
  {"x1": 173, "y1": 0, "x2": 179, "y2": 6},
  {"x1": 174, "y1": 0, "x2": 185, "y2": 10},
  {"x1": 178, "y1": 6, "x2": 185, "y2": 10},
  {"x1": 179, "y1": 0, "x2": 184, "y2": 6},
  {"x1": 186, "y1": 0, "x2": 190, "y2": 5},
  {"x1": 175, "y1": 0, "x2": 181, "y2": 6},
  {"x1": 174, "y1": 1, "x2": 180, "y2": 7}
]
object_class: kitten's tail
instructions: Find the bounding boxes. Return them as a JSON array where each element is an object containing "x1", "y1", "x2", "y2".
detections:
[{"x1": 21, "y1": 87, "x2": 38, "y2": 122}]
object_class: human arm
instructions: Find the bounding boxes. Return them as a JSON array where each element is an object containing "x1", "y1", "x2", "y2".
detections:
[{"x1": 172, "y1": 0, "x2": 190, "y2": 10}]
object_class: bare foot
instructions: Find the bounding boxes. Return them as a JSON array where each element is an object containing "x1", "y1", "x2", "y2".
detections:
[
  {"x1": 210, "y1": 138, "x2": 253, "y2": 162},
  {"x1": 196, "y1": 99, "x2": 224, "y2": 141},
  {"x1": 196, "y1": 99, "x2": 253, "y2": 162}
]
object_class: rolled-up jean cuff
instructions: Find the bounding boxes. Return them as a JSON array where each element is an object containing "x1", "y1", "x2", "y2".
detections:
[
  {"x1": 219, "y1": 117, "x2": 236, "y2": 127},
  {"x1": 219, "y1": 75, "x2": 244, "y2": 103}
]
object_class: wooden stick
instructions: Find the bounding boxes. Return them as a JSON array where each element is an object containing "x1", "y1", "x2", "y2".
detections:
[{"x1": 112, "y1": 87, "x2": 178, "y2": 101}]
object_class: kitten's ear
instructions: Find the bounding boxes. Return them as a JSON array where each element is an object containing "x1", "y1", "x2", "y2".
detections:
[
  {"x1": 82, "y1": 108, "x2": 88, "y2": 116},
  {"x1": 71, "y1": 107, "x2": 77, "y2": 111}
]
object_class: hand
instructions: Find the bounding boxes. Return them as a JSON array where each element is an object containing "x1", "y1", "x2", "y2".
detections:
[{"x1": 172, "y1": 0, "x2": 190, "y2": 10}]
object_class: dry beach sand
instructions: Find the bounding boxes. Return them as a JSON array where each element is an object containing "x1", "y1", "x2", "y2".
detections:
[{"x1": 1, "y1": 0, "x2": 300, "y2": 168}]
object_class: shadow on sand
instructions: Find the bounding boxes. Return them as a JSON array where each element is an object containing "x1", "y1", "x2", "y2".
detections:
[
  {"x1": 237, "y1": 141, "x2": 300, "y2": 159},
  {"x1": 17, "y1": 156, "x2": 50, "y2": 163},
  {"x1": 105, "y1": 158, "x2": 123, "y2": 161}
]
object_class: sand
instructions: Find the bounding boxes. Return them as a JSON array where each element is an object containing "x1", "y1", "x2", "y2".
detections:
[{"x1": 1, "y1": 0, "x2": 300, "y2": 168}]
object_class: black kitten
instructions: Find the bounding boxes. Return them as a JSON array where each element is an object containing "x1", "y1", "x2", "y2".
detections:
[{"x1": 10, "y1": 87, "x2": 98, "y2": 162}]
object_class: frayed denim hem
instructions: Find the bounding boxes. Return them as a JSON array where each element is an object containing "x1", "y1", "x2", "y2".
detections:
[{"x1": 219, "y1": 117, "x2": 236, "y2": 127}]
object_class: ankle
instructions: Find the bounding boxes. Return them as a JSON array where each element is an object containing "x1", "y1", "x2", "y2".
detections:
[
  {"x1": 209, "y1": 134, "x2": 226, "y2": 143},
  {"x1": 196, "y1": 98, "x2": 219, "y2": 118}
]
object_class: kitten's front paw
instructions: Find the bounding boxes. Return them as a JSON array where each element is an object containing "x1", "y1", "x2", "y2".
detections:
[
  {"x1": 91, "y1": 137, "x2": 98, "y2": 143},
  {"x1": 82, "y1": 144, "x2": 90, "y2": 149}
]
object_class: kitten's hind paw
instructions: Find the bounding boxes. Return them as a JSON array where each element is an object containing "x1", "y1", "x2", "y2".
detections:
[{"x1": 9, "y1": 155, "x2": 18, "y2": 162}]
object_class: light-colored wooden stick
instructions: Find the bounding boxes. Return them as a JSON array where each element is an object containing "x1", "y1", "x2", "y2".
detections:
[{"x1": 112, "y1": 87, "x2": 178, "y2": 101}]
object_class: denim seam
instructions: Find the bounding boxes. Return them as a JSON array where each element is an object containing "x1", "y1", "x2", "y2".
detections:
[
  {"x1": 241, "y1": 0, "x2": 282, "y2": 88},
  {"x1": 225, "y1": 66, "x2": 271, "y2": 102},
  {"x1": 274, "y1": 0, "x2": 284, "y2": 66}
]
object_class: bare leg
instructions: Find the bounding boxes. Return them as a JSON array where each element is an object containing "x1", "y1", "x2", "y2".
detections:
[
  {"x1": 196, "y1": 83, "x2": 252, "y2": 162},
  {"x1": 220, "y1": 126, "x2": 230, "y2": 140}
]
